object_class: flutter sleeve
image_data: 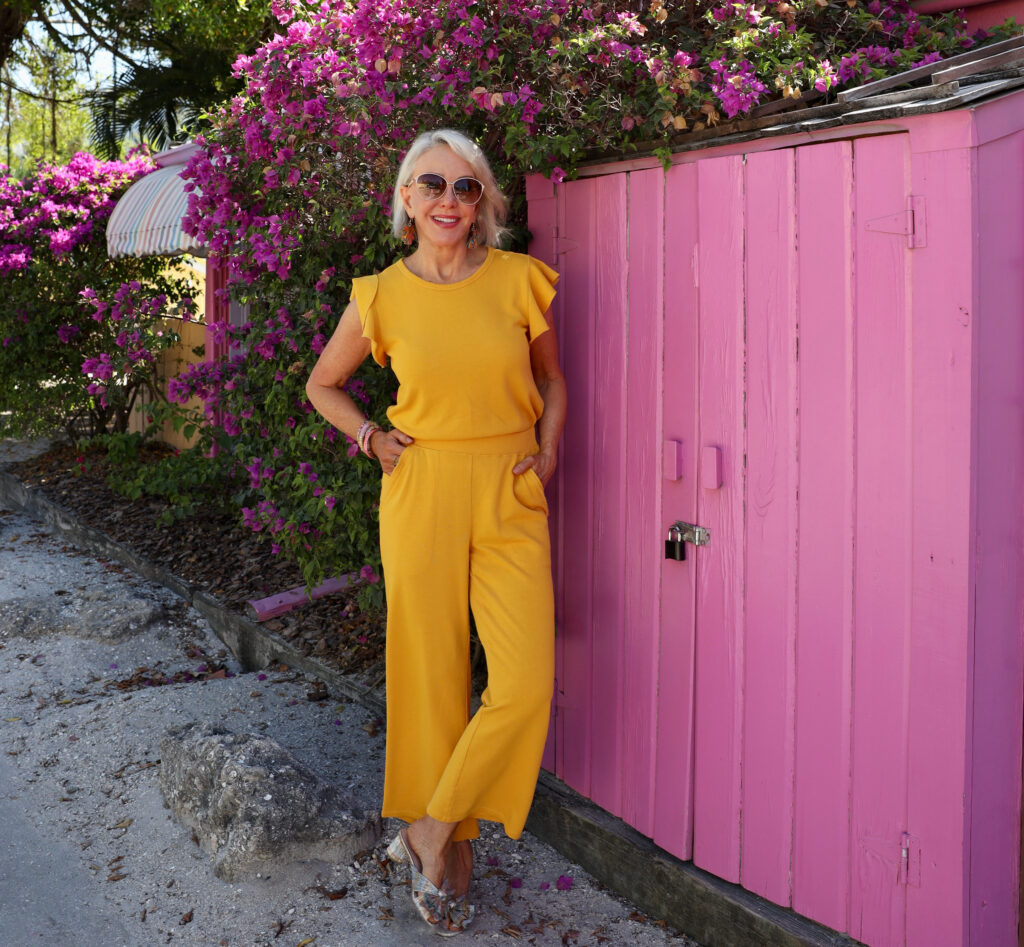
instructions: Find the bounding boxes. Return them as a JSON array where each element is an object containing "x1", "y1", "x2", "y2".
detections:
[
  {"x1": 350, "y1": 274, "x2": 386, "y2": 367},
  {"x1": 525, "y1": 255, "x2": 559, "y2": 342}
]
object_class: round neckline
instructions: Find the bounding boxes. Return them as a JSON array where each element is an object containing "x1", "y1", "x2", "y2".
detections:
[{"x1": 398, "y1": 247, "x2": 494, "y2": 290}]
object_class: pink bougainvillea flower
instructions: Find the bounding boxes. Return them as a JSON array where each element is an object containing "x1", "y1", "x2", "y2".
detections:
[{"x1": 359, "y1": 565, "x2": 380, "y2": 584}]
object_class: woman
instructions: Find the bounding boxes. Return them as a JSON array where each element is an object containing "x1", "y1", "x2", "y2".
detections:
[{"x1": 306, "y1": 128, "x2": 565, "y2": 936}]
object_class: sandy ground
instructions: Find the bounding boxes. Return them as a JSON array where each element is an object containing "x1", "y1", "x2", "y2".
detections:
[{"x1": 0, "y1": 439, "x2": 697, "y2": 947}]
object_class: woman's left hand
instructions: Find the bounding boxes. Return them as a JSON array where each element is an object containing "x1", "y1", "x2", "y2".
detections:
[{"x1": 513, "y1": 448, "x2": 557, "y2": 487}]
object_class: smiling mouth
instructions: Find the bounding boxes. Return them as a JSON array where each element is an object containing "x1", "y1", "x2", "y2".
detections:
[{"x1": 431, "y1": 215, "x2": 460, "y2": 225}]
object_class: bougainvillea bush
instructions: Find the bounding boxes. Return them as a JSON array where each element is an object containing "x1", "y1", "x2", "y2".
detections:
[
  {"x1": 165, "y1": 0, "x2": 1012, "y2": 598},
  {"x1": 0, "y1": 151, "x2": 200, "y2": 439}
]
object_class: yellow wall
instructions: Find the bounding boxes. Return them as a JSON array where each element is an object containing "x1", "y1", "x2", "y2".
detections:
[{"x1": 129, "y1": 316, "x2": 207, "y2": 450}]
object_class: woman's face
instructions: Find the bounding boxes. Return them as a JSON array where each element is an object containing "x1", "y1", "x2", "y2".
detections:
[{"x1": 400, "y1": 145, "x2": 480, "y2": 251}]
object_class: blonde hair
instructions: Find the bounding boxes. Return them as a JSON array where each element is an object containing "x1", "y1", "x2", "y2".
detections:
[{"x1": 391, "y1": 129, "x2": 509, "y2": 247}]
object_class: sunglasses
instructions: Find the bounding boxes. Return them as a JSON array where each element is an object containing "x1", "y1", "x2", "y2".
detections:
[{"x1": 408, "y1": 173, "x2": 485, "y2": 206}]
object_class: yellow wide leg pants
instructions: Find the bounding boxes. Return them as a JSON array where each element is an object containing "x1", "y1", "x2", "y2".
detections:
[{"x1": 378, "y1": 430, "x2": 555, "y2": 842}]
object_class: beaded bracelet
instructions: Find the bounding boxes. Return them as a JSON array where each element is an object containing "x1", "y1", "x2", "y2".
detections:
[
  {"x1": 357, "y1": 420, "x2": 383, "y2": 459},
  {"x1": 355, "y1": 419, "x2": 372, "y2": 453}
]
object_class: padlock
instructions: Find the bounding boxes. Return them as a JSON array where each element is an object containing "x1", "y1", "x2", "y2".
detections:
[{"x1": 665, "y1": 524, "x2": 685, "y2": 561}]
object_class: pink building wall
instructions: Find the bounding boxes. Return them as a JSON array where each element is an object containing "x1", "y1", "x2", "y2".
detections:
[{"x1": 528, "y1": 89, "x2": 1024, "y2": 946}]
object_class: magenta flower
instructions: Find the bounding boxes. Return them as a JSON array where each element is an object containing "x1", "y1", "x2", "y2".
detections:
[{"x1": 359, "y1": 564, "x2": 380, "y2": 584}]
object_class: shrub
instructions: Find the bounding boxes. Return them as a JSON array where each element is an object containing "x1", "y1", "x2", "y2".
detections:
[
  {"x1": 166, "y1": 0, "x2": 1011, "y2": 595},
  {"x1": 0, "y1": 151, "x2": 200, "y2": 440}
]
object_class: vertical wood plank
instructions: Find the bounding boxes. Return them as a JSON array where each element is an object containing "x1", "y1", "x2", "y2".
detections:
[
  {"x1": 621, "y1": 168, "x2": 665, "y2": 835},
  {"x1": 653, "y1": 161, "x2": 700, "y2": 860},
  {"x1": 527, "y1": 174, "x2": 560, "y2": 775},
  {"x1": 554, "y1": 177, "x2": 597, "y2": 795},
  {"x1": 965, "y1": 128, "x2": 1024, "y2": 947},
  {"x1": 739, "y1": 148, "x2": 798, "y2": 906},
  {"x1": 693, "y1": 154, "x2": 746, "y2": 883},
  {"x1": 848, "y1": 133, "x2": 911, "y2": 947},
  {"x1": 791, "y1": 140, "x2": 855, "y2": 932},
  {"x1": 900, "y1": 142, "x2": 974, "y2": 947},
  {"x1": 588, "y1": 173, "x2": 630, "y2": 815}
]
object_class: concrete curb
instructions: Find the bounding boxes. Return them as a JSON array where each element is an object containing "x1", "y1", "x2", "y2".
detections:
[{"x1": 0, "y1": 467, "x2": 861, "y2": 947}]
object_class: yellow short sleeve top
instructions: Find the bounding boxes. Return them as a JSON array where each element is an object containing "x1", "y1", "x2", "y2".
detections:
[{"x1": 349, "y1": 248, "x2": 558, "y2": 442}]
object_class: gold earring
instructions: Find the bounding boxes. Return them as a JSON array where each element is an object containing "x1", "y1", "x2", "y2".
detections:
[{"x1": 401, "y1": 220, "x2": 416, "y2": 246}]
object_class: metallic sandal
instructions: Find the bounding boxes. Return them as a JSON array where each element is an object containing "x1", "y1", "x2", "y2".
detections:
[
  {"x1": 445, "y1": 893, "x2": 475, "y2": 933},
  {"x1": 386, "y1": 829, "x2": 461, "y2": 937}
]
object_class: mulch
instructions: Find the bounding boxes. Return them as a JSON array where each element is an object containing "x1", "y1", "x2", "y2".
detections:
[{"x1": 6, "y1": 443, "x2": 386, "y2": 688}]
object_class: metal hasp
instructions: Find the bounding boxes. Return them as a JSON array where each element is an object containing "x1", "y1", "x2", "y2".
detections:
[{"x1": 665, "y1": 521, "x2": 711, "y2": 561}]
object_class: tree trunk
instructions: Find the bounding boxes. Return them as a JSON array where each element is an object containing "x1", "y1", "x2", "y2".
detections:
[{"x1": 0, "y1": 5, "x2": 30, "y2": 74}]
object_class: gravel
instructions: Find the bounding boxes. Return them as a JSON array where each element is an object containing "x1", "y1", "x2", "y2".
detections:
[{"x1": 0, "y1": 437, "x2": 697, "y2": 947}]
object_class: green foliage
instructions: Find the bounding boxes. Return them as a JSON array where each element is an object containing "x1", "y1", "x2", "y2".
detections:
[
  {"x1": 0, "y1": 152, "x2": 200, "y2": 441},
  {"x1": 167, "y1": 0, "x2": 1018, "y2": 597},
  {"x1": 99, "y1": 432, "x2": 244, "y2": 526}
]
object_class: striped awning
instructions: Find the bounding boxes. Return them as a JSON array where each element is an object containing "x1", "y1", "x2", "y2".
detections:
[{"x1": 106, "y1": 165, "x2": 204, "y2": 258}]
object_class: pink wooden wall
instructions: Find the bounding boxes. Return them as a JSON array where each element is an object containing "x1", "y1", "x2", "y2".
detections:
[{"x1": 528, "y1": 91, "x2": 1024, "y2": 947}]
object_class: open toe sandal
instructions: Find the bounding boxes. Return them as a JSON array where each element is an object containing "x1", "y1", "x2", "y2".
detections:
[
  {"x1": 444, "y1": 892, "x2": 475, "y2": 933},
  {"x1": 386, "y1": 829, "x2": 461, "y2": 937}
]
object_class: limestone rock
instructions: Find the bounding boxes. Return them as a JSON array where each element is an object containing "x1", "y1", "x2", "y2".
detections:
[
  {"x1": 158, "y1": 721, "x2": 380, "y2": 881},
  {"x1": 0, "y1": 597, "x2": 56, "y2": 637},
  {"x1": 70, "y1": 590, "x2": 164, "y2": 640},
  {"x1": 0, "y1": 591, "x2": 163, "y2": 641}
]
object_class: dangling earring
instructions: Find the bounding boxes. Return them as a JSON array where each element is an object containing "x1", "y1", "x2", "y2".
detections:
[
  {"x1": 466, "y1": 222, "x2": 481, "y2": 250},
  {"x1": 401, "y1": 219, "x2": 416, "y2": 246}
]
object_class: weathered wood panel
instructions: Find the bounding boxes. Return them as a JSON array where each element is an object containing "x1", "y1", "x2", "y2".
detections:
[
  {"x1": 790, "y1": 140, "x2": 855, "y2": 933},
  {"x1": 553, "y1": 177, "x2": 598, "y2": 796},
  {"x1": 621, "y1": 167, "x2": 665, "y2": 835},
  {"x1": 587, "y1": 174, "x2": 630, "y2": 814},
  {"x1": 652, "y1": 162, "x2": 700, "y2": 860},
  {"x1": 969, "y1": 127, "x2": 1024, "y2": 947},
  {"x1": 901, "y1": 142, "x2": 974, "y2": 947},
  {"x1": 692, "y1": 154, "x2": 746, "y2": 884},
  {"x1": 848, "y1": 133, "x2": 912, "y2": 947},
  {"x1": 739, "y1": 147, "x2": 799, "y2": 907}
]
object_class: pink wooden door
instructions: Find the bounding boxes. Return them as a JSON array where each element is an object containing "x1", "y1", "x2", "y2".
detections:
[
  {"x1": 689, "y1": 137, "x2": 917, "y2": 947},
  {"x1": 528, "y1": 167, "x2": 700, "y2": 860},
  {"x1": 528, "y1": 130, "x2": 969, "y2": 946}
]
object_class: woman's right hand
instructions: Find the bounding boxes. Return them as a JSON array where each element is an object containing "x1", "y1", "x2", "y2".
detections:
[{"x1": 371, "y1": 428, "x2": 414, "y2": 475}]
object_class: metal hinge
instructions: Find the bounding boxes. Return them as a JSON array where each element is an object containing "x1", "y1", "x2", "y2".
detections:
[
  {"x1": 899, "y1": 832, "x2": 921, "y2": 887},
  {"x1": 865, "y1": 195, "x2": 927, "y2": 249}
]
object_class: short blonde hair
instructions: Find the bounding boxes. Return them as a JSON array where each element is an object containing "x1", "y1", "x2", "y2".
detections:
[{"x1": 391, "y1": 129, "x2": 509, "y2": 247}]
